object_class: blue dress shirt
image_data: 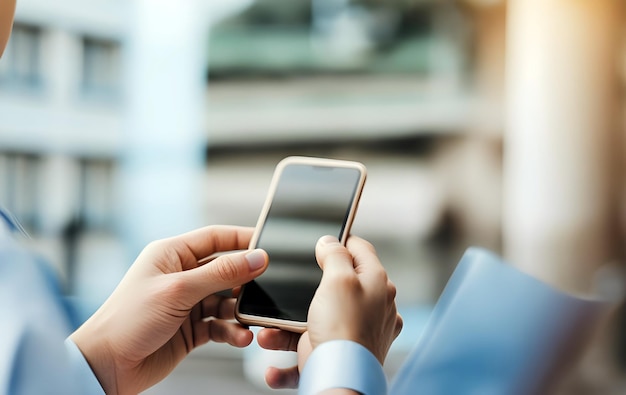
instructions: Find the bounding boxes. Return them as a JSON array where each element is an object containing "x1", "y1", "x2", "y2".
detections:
[
  {"x1": 0, "y1": 209, "x2": 103, "y2": 395},
  {"x1": 299, "y1": 340, "x2": 387, "y2": 395}
]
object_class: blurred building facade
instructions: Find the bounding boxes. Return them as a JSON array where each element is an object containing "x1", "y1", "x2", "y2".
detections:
[
  {"x1": 0, "y1": 0, "x2": 124, "y2": 289},
  {"x1": 203, "y1": 0, "x2": 505, "y2": 309},
  {"x1": 0, "y1": 0, "x2": 504, "y2": 304}
]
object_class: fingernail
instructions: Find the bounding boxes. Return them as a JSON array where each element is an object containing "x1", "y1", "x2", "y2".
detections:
[
  {"x1": 246, "y1": 249, "x2": 266, "y2": 271},
  {"x1": 318, "y1": 235, "x2": 339, "y2": 245}
]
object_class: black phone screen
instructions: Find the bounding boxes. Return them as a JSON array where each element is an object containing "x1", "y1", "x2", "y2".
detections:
[{"x1": 238, "y1": 163, "x2": 363, "y2": 323}]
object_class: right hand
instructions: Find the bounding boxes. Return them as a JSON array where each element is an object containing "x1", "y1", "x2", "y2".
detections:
[
  {"x1": 257, "y1": 235, "x2": 403, "y2": 389},
  {"x1": 71, "y1": 226, "x2": 268, "y2": 394}
]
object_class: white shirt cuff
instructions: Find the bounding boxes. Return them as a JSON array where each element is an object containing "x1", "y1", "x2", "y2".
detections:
[
  {"x1": 299, "y1": 340, "x2": 387, "y2": 395},
  {"x1": 65, "y1": 338, "x2": 106, "y2": 395}
]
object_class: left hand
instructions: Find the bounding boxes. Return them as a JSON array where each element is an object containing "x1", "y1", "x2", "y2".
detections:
[
  {"x1": 257, "y1": 235, "x2": 402, "y2": 389},
  {"x1": 70, "y1": 225, "x2": 268, "y2": 394}
]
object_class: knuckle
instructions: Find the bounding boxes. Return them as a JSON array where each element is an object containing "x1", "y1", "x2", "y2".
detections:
[
  {"x1": 145, "y1": 238, "x2": 179, "y2": 257},
  {"x1": 144, "y1": 239, "x2": 167, "y2": 254},
  {"x1": 141, "y1": 239, "x2": 183, "y2": 268},
  {"x1": 380, "y1": 269, "x2": 389, "y2": 283},
  {"x1": 347, "y1": 236, "x2": 376, "y2": 254},
  {"x1": 387, "y1": 281, "x2": 397, "y2": 300},
  {"x1": 163, "y1": 275, "x2": 188, "y2": 298},
  {"x1": 395, "y1": 313, "x2": 404, "y2": 335},
  {"x1": 324, "y1": 242, "x2": 350, "y2": 257},
  {"x1": 212, "y1": 256, "x2": 241, "y2": 282},
  {"x1": 371, "y1": 266, "x2": 388, "y2": 284},
  {"x1": 329, "y1": 271, "x2": 359, "y2": 289},
  {"x1": 318, "y1": 243, "x2": 353, "y2": 267},
  {"x1": 361, "y1": 239, "x2": 377, "y2": 254}
]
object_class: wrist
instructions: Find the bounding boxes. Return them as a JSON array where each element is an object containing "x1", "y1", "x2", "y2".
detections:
[{"x1": 70, "y1": 312, "x2": 119, "y2": 394}]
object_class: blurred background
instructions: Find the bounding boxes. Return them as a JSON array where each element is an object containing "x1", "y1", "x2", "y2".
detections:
[{"x1": 0, "y1": 0, "x2": 625, "y2": 393}]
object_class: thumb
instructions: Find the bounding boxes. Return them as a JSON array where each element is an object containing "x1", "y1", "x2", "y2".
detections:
[
  {"x1": 178, "y1": 249, "x2": 268, "y2": 305},
  {"x1": 315, "y1": 235, "x2": 354, "y2": 276}
]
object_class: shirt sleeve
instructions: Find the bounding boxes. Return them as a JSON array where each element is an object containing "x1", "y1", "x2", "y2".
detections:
[
  {"x1": 65, "y1": 338, "x2": 106, "y2": 395},
  {"x1": 298, "y1": 340, "x2": 387, "y2": 395},
  {"x1": 0, "y1": 210, "x2": 105, "y2": 395}
]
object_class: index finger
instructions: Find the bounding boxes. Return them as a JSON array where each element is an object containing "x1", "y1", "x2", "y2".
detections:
[
  {"x1": 173, "y1": 225, "x2": 254, "y2": 263},
  {"x1": 257, "y1": 328, "x2": 301, "y2": 352}
]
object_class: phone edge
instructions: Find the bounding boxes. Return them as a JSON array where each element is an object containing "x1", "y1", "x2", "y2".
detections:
[{"x1": 234, "y1": 156, "x2": 368, "y2": 332}]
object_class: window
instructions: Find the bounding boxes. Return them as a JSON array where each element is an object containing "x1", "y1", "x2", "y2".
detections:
[
  {"x1": 80, "y1": 158, "x2": 114, "y2": 231},
  {"x1": 0, "y1": 24, "x2": 42, "y2": 90},
  {"x1": 82, "y1": 37, "x2": 121, "y2": 100},
  {"x1": 0, "y1": 153, "x2": 40, "y2": 231}
]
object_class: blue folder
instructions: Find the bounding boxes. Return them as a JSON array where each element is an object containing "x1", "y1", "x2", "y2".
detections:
[{"x1": 391, "y1": 247, "x2": 611, "y2": 395}]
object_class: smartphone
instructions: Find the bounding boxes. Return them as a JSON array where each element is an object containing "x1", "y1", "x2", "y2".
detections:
[{"x1": 235, "y1": 156, "x2": 367, "y2": 333}]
